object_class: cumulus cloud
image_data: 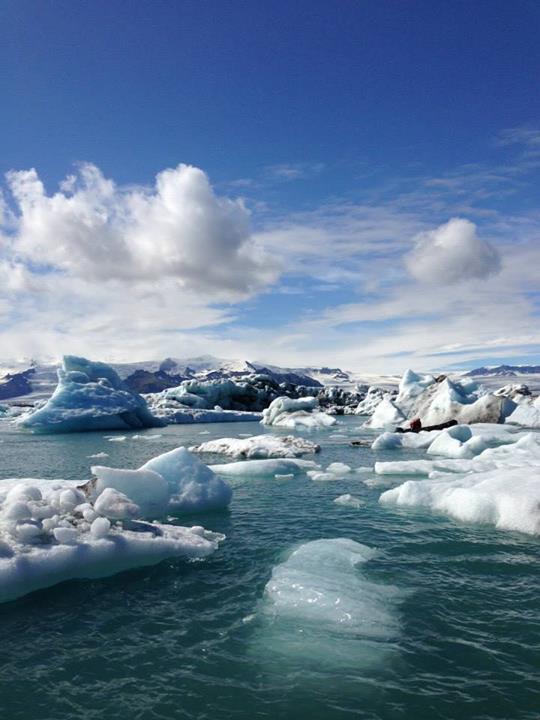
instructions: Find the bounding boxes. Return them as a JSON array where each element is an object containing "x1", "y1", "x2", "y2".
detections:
[
  {"x1": 405, "y1": 218, "x2": 501, "y2": 284},
  {"x1": 3, "y1": 163, "x2": 279, "y2": 296}
]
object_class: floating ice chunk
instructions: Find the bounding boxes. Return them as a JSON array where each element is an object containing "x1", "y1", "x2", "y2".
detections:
[
  {"x1": 19, "y1": 356, "x2": 162, "y2": 433},
  {"x1": 253, "y1": 539, "x2": 400, "y2": 669},
  {"x1": 92, "y1": 466, "x2": 169, "y2": 518},
  {"x1": 334, "y1": 494, "x2": 365, "y2": 509},
  {"x1": 274, "y1": 473, "x2": 294, "y2": 480},
  {"x1": 189, "y1": 434, "x2": 320, "y2": 459},
  {"x1": 380, "y1": 467, "x2": 540, "y2": 536},
  {"x1": 0, "y1": 477, "x2": 225, "y2": 604},
  {"x1": 131, "y1": 434, "x2": 163, "y2": 441},
  {"x1": 327, "y1": 462, "x2": 352, "y2": 475},
  {"x1": 308, "y1": 471, "x2": 341, "y2": 481},
  {"x1": 141, "y1": 447, "x2": 232, "y2": 513},
  {"x1": 364, "y1": 397, "x2": 406, "y2": 429},
  {"x1": 210, "y1": 458, "x2": 318, "y2": 479},
  {"x1": 106, "y1": 436, "x2": 127, "y2": 442},
  {"x1": 261, "y1": 396, "x2": 336, "y2": 429},
  {"x1": 88, "y1": 452, "x2": 109, "y2": 459}
]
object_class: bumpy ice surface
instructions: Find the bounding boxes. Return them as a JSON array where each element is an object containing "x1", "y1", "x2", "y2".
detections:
[
  {"x1": 189, "y1": 433, "x2": 320, "y2": 459},
  {"x1": 0, "y1": 477, "x2": 224, "y2": 604}
]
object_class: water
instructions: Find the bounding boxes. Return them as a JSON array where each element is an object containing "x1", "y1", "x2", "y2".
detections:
[{"x1": 0, "y1": 417, "x2": 538, "y2": 720}]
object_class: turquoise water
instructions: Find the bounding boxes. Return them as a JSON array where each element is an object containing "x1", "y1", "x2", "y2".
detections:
[{"x1": 0, "y1": 417, "x2": 538, "y2": 720}]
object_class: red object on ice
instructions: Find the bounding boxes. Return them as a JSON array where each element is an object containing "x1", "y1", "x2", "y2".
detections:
[{"x1": 410, "y1": 418, "x2": 422, "y2": 433}]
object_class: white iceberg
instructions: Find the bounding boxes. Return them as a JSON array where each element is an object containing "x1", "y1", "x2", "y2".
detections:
[
  {"x1": 189, "y1": 434, "x2": 320, "y2": 459},
  {"x1": 19, "y1": 356, "x2": 161, "y2": 433},
  {"x1": 380, "y1": 467, "x2": 540, "y2": 536},
  {"x1": 141, "y1": 447, "x2": 233, "y2": 514},
  {"x1": 0, "y1": 477, "x2": 224, "y2": 604},
  {"x1": 379, "y1": 432, "x2": 540, "y2": 535},
  {"x1": 364, "y1": 397, "x2": 406, "y2": 429},
  {"x1": 505, "y1": 395, "x2": 540, "y2": 428},
  {"x1": 253, "y1": 538, "x2": 400, "y2": 668},
  {"x1": 261, "y1": 396, "x2": 336, "y2": 429},
  {"x1": 354, "y1": 386, "x2": 395, "y2": 416}
]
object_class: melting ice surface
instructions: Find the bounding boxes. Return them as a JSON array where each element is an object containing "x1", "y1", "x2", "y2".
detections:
[{"x1": 253, "y1": 538, "x2": 400, "y2": 669}]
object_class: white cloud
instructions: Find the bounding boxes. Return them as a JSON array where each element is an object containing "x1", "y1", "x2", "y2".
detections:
[
  {"x1": 405, "y1": 218, "x2": 501, "y2": 285},
  {"x1": 4, "y1": 163, "x2": 279, "y2": 297}
]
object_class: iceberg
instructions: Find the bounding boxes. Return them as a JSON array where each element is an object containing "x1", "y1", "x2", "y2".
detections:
[
  {"x1": 253, "y1": 538, "x2": 400, "y2": 668},
  {"x1": 19, "y1": 356, "x2": 162, "y2": 433},
  {"x1": 379, "y1": 432, "x2": 540, "y2": 535},
  {"x1": 189, "y1": 434, "x2": 320, "y2": 459},
  {"x1": 380, "y1": 467, "x2": 540, "y2": 536},
  {"x1": 141, "y1": 447, "x2": 233, "y2": 513},
  {"x1": 0, "y1": 477, "x2": 224, "y2": 604},
  {"x1": 363, "y1": 397, "x2": 406, "y2": 429},
  {"x1": 261, "y1": 396, "x2": 336, "y2": 429},
  {"x1": 355, "y1": 385, "x2": 395, "y2": 416},
  {"x1": 505, "y1": 395, "x2": 540, "y2": 428}
]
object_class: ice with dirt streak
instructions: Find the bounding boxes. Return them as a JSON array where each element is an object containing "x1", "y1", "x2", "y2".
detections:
[{"x1": 189, "y1": 434, "x2": 320, "y2": 459}]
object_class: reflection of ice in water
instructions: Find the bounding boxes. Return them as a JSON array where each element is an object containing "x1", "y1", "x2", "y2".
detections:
[{"x1": 252, "y1": 538, "x2": 401, "y2": 670}]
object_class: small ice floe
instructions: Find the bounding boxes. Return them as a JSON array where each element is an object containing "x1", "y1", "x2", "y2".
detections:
[
  {"x1": 307, "y1": 461, "x2": 352, "y2": 482},
  {"x1": 87, "y1": 452, "x2": 109, "y2": 459},
  {"x1": 334, "y1": 494, "x2": 365, "y2": 509},
  {"x1": 189, "y1": 434, "x2": 320, "y2": 460}
]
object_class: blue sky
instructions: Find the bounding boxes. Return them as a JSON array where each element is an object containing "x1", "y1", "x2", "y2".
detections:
[{"x1": 1, "y1": 0, "x2": 539, "y2": 372}]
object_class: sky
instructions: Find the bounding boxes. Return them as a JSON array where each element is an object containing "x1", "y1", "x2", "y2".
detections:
[{"x1": 1, "y1": 0, "x2": 539, "y2": 373}]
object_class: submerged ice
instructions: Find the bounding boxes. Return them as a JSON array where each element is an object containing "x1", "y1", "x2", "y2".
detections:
[{"x1": 253, "y1": 538, "x2": 400, "y2": 669}]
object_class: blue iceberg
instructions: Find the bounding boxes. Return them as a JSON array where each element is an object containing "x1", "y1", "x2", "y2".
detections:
[{"x1": 20, "y1": 356, "x2": 163, "y2": 433}]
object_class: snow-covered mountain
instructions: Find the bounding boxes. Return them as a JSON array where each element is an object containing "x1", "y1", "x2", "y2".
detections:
[
  {"x1": 465, "y1": 364, "x2": 540, "y2": 377},
  {"x1": 0, "y1": 355, "x2": 352, "y2": 402}
]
